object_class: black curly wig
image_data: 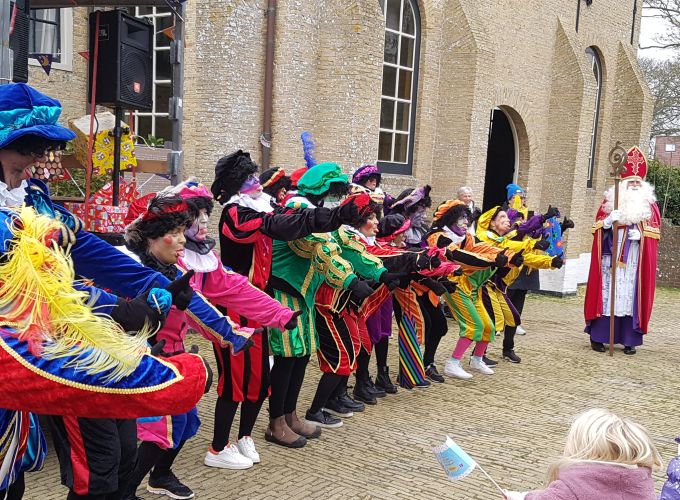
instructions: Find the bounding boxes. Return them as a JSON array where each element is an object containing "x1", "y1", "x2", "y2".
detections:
[
  {"x1": 350, "y1": 200, "x2": 380, "y2": 229},
  {"x1": 210, "y1": 150, "x2": 259, "y2": 203},
  {"x1": 433, "y1": 203, "x2": 472, "y2": 230},
  {"x1": 124, "y1": 194, "x2": 190, "y2": 255},
  {"x1": 184, "y1": 196, "x2": 214, "y2": 220}
]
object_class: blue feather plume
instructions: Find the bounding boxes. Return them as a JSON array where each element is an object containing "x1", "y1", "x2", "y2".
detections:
[{"x1": 301, "y1": 131, "x2": 317, "y2": 169}]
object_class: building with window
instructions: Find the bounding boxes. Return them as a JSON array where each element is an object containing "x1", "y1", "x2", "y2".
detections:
[{"x1": 29, "y1": 0, "x2": 651, "y2": 294}]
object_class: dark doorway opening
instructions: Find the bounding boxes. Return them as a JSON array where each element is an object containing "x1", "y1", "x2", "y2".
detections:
[{"x1": 482, "y1": 108, "x2": 516, "y2": 211}]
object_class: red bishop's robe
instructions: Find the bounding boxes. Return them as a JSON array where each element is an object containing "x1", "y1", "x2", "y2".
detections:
[{"x1": 583, "y1": 201, "x2": 661, "y2": 334}]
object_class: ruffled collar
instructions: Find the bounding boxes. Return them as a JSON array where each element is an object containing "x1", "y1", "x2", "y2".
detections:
[
  {"x1": 180, "y1": 248, "x2": 220, "y2": 273},
  {"x1": 343, "y1": 224, "x2": 375, "y2": 246},
  {"x1": 226, "y1": 192, "x2": 275, "y2": 213},
  {"x1": 138, "y1": 250, "x2": 178, "y2": 280},
  {"x1": 184, "y1": 235, "x2": 216, "y2": 255},
  {"x1": 0, "y1": 179, "x2": 28, "y2": 207}
]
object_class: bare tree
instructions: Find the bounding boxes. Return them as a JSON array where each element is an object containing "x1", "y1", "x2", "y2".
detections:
[
  {"x1": 642, "y1": 0, "x2": 680, "y2": 51},
  {"x1": 639, "y1": 56, "x2": 680, "y2": 137}
]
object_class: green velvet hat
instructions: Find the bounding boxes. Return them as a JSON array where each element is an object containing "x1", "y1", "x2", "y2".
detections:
[{"x1": 297, "y1": 162, "x2": 348, "y2": 196}]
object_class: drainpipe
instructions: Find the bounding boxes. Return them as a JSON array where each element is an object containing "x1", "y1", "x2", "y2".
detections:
[{"x1": 261, "y1": 0, "x2": 276, "y2": 170}]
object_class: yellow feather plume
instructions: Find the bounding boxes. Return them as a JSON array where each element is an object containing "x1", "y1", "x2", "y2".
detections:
[{"x1": 0, "y1": 206, "x2": 152, "y2": 382}]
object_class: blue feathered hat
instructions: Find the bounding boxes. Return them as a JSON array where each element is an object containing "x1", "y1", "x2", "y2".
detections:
[{"x1": 0, "y1": 83, "x2": 76, "y2": 149}]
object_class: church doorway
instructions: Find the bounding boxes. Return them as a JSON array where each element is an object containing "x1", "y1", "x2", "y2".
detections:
[{"x1": 482, "y1": 107, "x2": 519, "y2": 211}]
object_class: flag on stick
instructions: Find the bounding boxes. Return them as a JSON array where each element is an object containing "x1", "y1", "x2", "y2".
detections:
[{"x1": 433, "y1": 436, "x2": 505, "y2": 495}]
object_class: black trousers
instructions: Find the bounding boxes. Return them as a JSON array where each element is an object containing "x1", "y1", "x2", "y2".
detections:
[
  {"x1": 0, "y1": 472, "x2": 24, "y2": 500},
  {"x1": 419, "y1": 296, "x2": 448, "y2": 367},
  {"x1": 503, "y1": 289, "x2": 528, "y2": 352},
  {"x1": 268, "y1": 355, "x2": 310, "y2": 418},
  {"x1": 47, "y1": 417, "x2": 137, "y2": 499}
]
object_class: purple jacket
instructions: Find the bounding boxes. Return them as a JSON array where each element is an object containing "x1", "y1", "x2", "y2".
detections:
[{"x1": 525, "y1": 463, "x2": 656, "y2": 500}]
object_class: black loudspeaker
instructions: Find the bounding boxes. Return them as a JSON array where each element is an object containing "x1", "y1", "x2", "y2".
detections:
[
  {"x1": 88, "y1": 10, "x2": 153, "y2": 110},
  {"x1": 9, "y1": 0, "x2": 30, "y2": 83}
]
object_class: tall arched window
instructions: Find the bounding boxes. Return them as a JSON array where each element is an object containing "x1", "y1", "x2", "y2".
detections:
[
  {"x1": 378, "y1": 0, "x2": 421, "y2": 175},
  {"x1": 586, "y1": 47, "x2": 603, "y2": 188}
]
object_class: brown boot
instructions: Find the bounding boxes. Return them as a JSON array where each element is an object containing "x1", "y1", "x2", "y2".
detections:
[
  {"x1": 264, "y1": 416, "x2": 307, "y2": 448},
  {"x1": 285, "y1": 411, "x2": 321, "y2": 439}
]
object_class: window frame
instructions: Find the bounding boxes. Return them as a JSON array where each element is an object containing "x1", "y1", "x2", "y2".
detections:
[
  {"x1": 585, "y1": 46, "x2": 603, "y2": 189},
  {"x1": 28, "y1": 8, "x2": 73, "y2": 72},
  {"x1": 131, "y1": 6, "x2": 173, "y2": 143},
  {"x1": 377, "y1": 0, "x2": 421, "y2": 176}
]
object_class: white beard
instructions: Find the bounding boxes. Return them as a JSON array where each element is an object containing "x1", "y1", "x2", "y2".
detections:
[{"x1": 602, "y1": 180, "x2": 656, "y2": 225}]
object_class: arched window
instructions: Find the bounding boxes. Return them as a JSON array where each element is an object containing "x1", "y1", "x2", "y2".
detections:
[
  {"x1": 586, "y1": 47, "x2": 603, "y2": 188},
  {"x1": 378, "y1": 0, "x2": 421, "y2": 175}
]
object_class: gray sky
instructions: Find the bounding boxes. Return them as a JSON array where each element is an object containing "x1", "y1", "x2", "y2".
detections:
[{"x1": 639, "y1": 6, "x2": 677, "y2": 60}]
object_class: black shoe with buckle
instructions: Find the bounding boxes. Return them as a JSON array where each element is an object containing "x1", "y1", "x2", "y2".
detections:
[
  {"x1": 337, "y1": 391, "x2": 365, "y2": 412},
  {"x1": 623, "y1": 346, "x2": 637, "y2": 355},
  {"x1": 482, "y1": 355, "x2": 498, "y2": 367},
  {"x1": 425, "y1": 363, "x2": 445, "y2": 383},
  {"x1": 502, "y1": 350, "x2": 521, "y2": 363},
  {"x1": 590, "y1": 340, "x2": 606, "y2": 353},
  {"x1": 147, "y1": 471, "x2": 194, "y2": 499}
]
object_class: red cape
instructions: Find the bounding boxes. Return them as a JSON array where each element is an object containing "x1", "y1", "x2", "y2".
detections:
[{"x1": 584, "y1": 202, "x2": 661, "y2": 334}]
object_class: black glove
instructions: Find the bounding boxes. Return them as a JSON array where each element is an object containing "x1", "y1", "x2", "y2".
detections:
[
  {"x1": 534, "y1": 239, "x2": 550, "y2": 251},
  {"x1": 416, "y1": 252, "x2": 440, "y2": 270},
  {"x1": 493, "y1": 249, "x2": 509, "y2": 268},
  {"x1": 149, "y1": 339, "x2": 167, "y2": 357},
  {"x1": 560, "y1": 217, "x2": 575, "y2": 232},
  {"x1": 165, "y1": 270, "x2": 195, "y2": 310},
  {"x1": 453, "y1": 267, "x2": 463, "y2": 276},
  {"x1": 510, "y1": 250, "x2": 524, "y2": 267},
  {"x1": 543, "y1": 205, "x2": 560, "y2": 220},
  {"x1": 420, "y1": 277, "x2": 447, "y2": 296},
  {"x1": 438, "y1": 278, "x2": 457, "y2": 293},
  {"x1": 111, "y1": 292, "x2": 164, "y2": 333},
  {"x1": 347, "y1": 278, "x2": 374, "y2": 301},
  {"x1": 551, "y1": 255, "x2": 564, "y2": 269},
  {"x1": 379, "y1": 271, "x2": 402, "y2": 291},
  {"x1": 435, "y1": 235, "x2": 452, "y2": 249},
  {"x1": 284, "y1": 311, "x2": 303, "y2": 331}
]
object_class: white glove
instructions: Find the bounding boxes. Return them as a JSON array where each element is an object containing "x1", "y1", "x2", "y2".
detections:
[
  {"x1": 628, "y1": 228, "x2": 641, "y2": 241},
  {"x1": 502, "y1": 490, "x2": 528, "y2": 500},
  {"x1": 603, "y1": 209, "x2": 621, "y2": 229}
]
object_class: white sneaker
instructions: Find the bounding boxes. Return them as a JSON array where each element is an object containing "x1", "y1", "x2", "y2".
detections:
[
  {"x1": 516, "y1": 325, "x2": 526, "y2": 335},
  {"x1": 204, "y1": 443, "x2": 253, "y2": 470},
  {"x1": 443, "y1": 358, "x2": 473, "y2": 380},
  {"x1": 236, "y1": 436, "x2": 260, "y2": 464},
  {"x1": 470, "y1": 357, "x2": 494, "y2": 375}
]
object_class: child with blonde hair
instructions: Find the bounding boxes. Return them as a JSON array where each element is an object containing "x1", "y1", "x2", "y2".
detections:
[{"x1": 503, "y1": 408, "x2": 662, "y2": 500}]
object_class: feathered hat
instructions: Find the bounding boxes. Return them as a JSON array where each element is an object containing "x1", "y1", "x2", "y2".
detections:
[
  {"x1": 297, "y1": 162, "x2": 348, "y2": 197},
  {"x1": 210, "y1": 150, "x2": 259, "y2": 203},
  {"x1": 352, "y1": 164, "x2": 381, "y2": 186},
  {"x1": 390, "y1": 185, "x2": 432, "y2": 214}
]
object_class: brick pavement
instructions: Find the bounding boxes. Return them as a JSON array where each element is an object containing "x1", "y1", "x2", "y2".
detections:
[{"x1": 24, "y1": 287, "x2": 680, "y2": 499}]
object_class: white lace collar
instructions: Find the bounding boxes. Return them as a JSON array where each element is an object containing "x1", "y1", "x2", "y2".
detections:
[
  {"x1": 180, "y1": 248, "x2": 220, "y2": 273},
  {"x1": 0, "y1": 179, "x2": 27, "y2": 207}
]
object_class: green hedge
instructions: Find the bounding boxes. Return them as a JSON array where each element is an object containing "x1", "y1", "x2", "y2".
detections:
[{"x1": 648, "y1": 159, "x2": 680, "y2": 226}]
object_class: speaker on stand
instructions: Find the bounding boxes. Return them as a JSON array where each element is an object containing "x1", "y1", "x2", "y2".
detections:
[
  {"x1": 88, "y1": 9, "x2": 153, "y2": 205},
  {"x1": 9, "y1": 0, "x2": 30, "y2": 83}
]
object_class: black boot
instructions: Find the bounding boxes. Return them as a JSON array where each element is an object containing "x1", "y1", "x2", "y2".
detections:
[
  {"x1": 623, "y1": 346, "x2": 637, "y2": 355},
  {"x1": 352, "y1": 377, "x2": 377, "y2": 405},
  {"x1": 590, "y1": 340, "x2": 606, "y2": 353},
  {"x1": 366, "y1": 376, "x2": 386, "y2": 398},
  {"x1": 374, "y1": 366, "x2": 398, "y2": 394}
]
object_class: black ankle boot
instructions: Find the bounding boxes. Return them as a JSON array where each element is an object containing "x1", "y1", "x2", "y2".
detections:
[
  {"x1": 590, "y1": 340, "x2": 606, "y2": 353},
  {"x1": 352, "y1": 378, "x2": 377, "y2": 405},
  {"x1": 374, "y1": 366, "x2": 398, "y2": 394}
]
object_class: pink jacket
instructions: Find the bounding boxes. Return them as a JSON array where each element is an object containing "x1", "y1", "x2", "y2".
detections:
[
  {"x1": 156, "y1": 252, "x2": 293, "y2": 354},
  {"x1": 525, "y1": 463, "x2": 656, "y2": 500}
]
